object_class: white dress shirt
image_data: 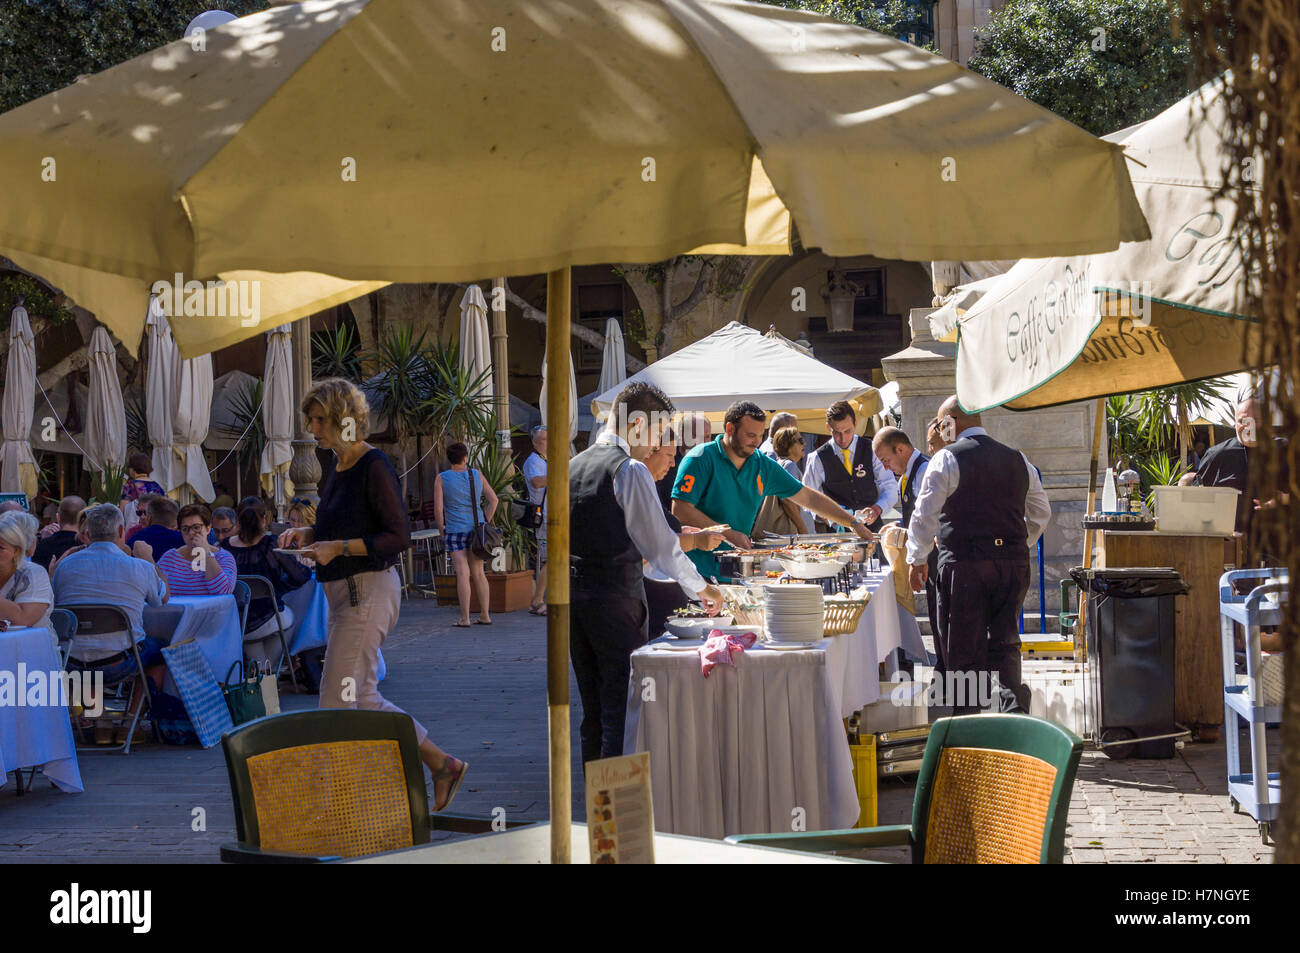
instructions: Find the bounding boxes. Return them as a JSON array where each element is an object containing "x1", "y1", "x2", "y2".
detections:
[
  {"x1": 905, "y1": 427, "x2": 1052, "y2": 566},
  {"x1": 801, "y1": 434, "x2": 900, "y2": 525},
  {"x1": 597, "y1": 432, "x2": 709, "y2": 598}
]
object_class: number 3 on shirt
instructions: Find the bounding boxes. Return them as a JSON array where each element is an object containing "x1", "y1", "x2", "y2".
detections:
[{"x1": 678, "y1": 474, "x2": 695, "y2": 495}]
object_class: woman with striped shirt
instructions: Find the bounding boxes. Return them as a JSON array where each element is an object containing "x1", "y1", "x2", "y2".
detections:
[{"x1": 157, "y1": 504, "x2": 238, "y2": 596}]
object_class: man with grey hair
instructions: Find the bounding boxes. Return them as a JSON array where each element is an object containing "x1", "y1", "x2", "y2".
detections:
[
  {"x1": 209, "y1": 506, "x2": 238, "y2": 545},
  {"x1": 758, "y1": 411, "x2": 798, "y2": 460},
  {"x1": 54, "y1": 504, "x2": 170, "y2": 707},
  {"x1": 523, "y1": 424, "x2": 548, "y2": 614}
]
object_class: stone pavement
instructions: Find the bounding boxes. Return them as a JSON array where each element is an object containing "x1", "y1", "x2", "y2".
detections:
[{"x1": 0, "y1": 598, "x2": 1279, "y2": 863}]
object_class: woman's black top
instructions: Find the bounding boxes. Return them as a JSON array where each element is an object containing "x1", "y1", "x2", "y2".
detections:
[
  {"x1": 314, "y1": 447, "x2": 410, "y2": 581},
  {"x1": 221, "y1": 535, "x2": 312, "y2": 631}
]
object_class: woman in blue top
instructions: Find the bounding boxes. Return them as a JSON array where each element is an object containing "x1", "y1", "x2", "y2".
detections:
[{"x1": 433, "y1": 442, "x2": 498, "y2": 627}]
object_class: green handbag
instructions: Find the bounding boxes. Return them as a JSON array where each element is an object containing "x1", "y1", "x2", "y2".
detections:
[{"x1": 222, "y1": 659, "x2": 267, "y2": 725}]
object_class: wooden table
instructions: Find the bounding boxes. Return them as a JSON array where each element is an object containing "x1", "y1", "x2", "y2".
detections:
[
  {"x1": 346, "y1": 822, "x2": 870, "y2": 864},
  {"x1": 1096, "y1": 531, "x2": 1231, "y2": 729}
]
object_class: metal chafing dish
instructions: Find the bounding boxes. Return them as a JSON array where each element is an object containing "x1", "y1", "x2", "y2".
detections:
[{"x1": 713, "y1": 533, "x2": 877, "y2": 586}]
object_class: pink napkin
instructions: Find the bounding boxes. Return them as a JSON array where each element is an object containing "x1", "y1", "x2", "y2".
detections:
[{"x1": 698, "y1": 629, "x2": 758, "y2": 677}]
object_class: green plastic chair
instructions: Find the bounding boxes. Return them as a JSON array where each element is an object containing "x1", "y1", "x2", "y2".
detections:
[
  {"x1": 220, "y1": 709, "x2": 535, "y2": 863},
  {"x1": 726, "y1": 714, "x2": 1083, "y2": 864}
]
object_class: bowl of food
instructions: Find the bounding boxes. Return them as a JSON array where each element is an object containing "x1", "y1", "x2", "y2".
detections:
[{"x1": 664, "y1": 615, "x2": 735, "y2": 638}]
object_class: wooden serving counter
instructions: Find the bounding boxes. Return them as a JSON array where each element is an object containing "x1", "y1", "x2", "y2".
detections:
[{"x1": 1095, "y1": 531, "x2": 1233, "y2": 730}]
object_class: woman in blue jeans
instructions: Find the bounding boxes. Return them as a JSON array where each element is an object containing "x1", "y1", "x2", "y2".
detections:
[{"x1": 433, "y1": 442, "x2": 498, "y2": 627}]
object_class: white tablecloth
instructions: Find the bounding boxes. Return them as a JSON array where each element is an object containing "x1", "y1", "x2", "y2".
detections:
[
  {"x1": 144, "y1": 594, "x2": 243, "y2": 685},
  {"x1": 624, "y1": 573, "x2": 913, "y2": 838},
  {"x1": 0, "y1": 626, "x2": 83, "y2": 792}
]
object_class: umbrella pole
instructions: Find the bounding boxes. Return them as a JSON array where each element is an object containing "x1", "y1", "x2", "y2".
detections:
[{"x1": 545, "y1": 267, "x2": 571, "y2": 864}]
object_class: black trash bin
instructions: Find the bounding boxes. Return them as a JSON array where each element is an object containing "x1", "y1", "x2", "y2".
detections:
[{"x1": 1070, "y1": 567, "x2": 1188, "y2": 759}]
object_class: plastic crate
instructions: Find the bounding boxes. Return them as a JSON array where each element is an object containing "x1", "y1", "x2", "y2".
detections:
[
  {"x1": 848, "y1": 735, "x2": 878, "y2": 828},
  {"x1": 1151, "y1": 485, "x2": 1238, "y2": 535}
]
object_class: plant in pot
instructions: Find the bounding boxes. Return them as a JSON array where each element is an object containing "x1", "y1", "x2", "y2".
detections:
[{"x1": 89, "y1": 462, "x2": 127, "y2": 505}]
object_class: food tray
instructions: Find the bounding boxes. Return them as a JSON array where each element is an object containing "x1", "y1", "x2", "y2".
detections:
[
  {"x1": 774, "y1": 555, "x2": 848, "y2": 579},
  {"x1": 823, "y1": 597, "x2": 869, "y2": 636}
]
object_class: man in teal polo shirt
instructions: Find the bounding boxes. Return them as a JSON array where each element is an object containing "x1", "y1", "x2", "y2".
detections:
[{"x1": 672, "y1": 400, "x2": 874, "y2": 577}]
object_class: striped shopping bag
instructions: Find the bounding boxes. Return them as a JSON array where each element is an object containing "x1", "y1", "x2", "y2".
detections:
[{"x1": 160, "y1": 638, "x2": 235, "y2": 748}]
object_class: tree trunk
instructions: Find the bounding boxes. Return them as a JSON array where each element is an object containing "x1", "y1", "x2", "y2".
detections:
[{"x1": 491, "y1": 282, "x2": 647, "y2": 373}]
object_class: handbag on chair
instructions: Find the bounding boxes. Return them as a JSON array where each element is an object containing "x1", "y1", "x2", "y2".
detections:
[{"x1": 468, "y1": 469, "x2": 503, "y2": 560}]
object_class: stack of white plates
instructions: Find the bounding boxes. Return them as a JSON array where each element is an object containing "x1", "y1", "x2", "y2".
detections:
[{"x1": 762, "y1": 584, "x2": 825, "y2": 643}]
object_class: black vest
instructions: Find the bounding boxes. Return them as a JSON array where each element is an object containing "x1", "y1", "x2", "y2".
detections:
[
  {"x1": 899, "y1": 450, "x2": 930, "y2": 526},
  {"x1": 570, "y1": 442, "x2": 643, "y2": 594},
  {"x1": 816, "y1": 437, "x2": 880, "y2": 511},
  {"x1": 937, "y1": 434, "x2": 1030, "y2": 566}
]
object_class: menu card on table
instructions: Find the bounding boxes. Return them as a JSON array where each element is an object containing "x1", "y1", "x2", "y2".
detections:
[{"x1": 585, "y1": 752, "x2": 655, "y2": 864}]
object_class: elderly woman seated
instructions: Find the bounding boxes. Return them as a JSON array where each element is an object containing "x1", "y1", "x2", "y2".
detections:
[
  {"x1": 0, "y1": 511, "x2": 56, "y2": 647},
  {"x1": 157, "y1": 504, "x2": 238, "y2": 596},
  {"x1": 222, "y1": 497, "x2": 311, "y2": 667}
]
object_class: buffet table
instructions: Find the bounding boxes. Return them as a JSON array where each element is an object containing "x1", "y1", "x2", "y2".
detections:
[
  {"x1": 0, "y1": 625, "x2": 82, "y2": 793},
  {"x1": 624, "y1": 572, "x2": 916, "y2": 838}
]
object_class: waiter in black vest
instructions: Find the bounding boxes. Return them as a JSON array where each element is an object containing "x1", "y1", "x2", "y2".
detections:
[
  {"x1": 905, "y1": 396, "x2": 1051, "y2": 713},
  {"x1": 801, "y1": 401, "x2": 897, "y2": 532},
  {"x1": 872, "y1": 426, "x2": 942, "y2": 672},
  {"x1": 570, "y1": 382, "x2": 723, "y2": 766}
]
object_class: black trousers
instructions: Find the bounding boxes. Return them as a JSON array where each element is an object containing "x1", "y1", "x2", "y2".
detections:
[
  {"x1": 570, "y1": 589, "x2": 648, "y2": 765},
  {"x1": 934, "y1": 558, "x2": 1030, "y2": 714},
  {"x1": 645, "y1": 579, "x2": 689, "y2": 643}
]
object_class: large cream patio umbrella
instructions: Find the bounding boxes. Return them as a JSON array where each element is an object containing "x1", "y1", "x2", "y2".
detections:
[
  {"x1": 261, "y1": 324, "x2": 294, "y2": 518},
  {"x1": 2, "y1": 302, "x2": 38, "y2": 499},
  {"x1": 144, "y1": 295, "x2": 179, "y2": 490},
  {"x1": 0, "y1": 0, "x2": 1153, "y2": 864},
  {"x1": 83, "y1": 327, "x2": 126, "y2": 477},
  {"x1": 932, "y1": 79, "x2": 1258, "y2": 413}
]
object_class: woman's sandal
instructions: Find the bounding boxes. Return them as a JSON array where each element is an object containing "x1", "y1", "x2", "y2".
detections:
[
  {"x1": 432, "y1": 756, "x2": 469, "y2": 812},
  {"x1": 452, "y1": 621, "x2": 472, "y2": 628}
]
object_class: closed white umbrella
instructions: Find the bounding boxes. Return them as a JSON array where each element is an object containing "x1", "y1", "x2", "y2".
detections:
[
  {"x1": 540, "y1": 352, "x2": 578, "y2": 450},
  {"x1": 84, "y1": 326, "x2": 126, "y2": 476},
  {"x1": 144, "y1": 295, "x2": 179, "y2": 490},
  {"x1": 1, "y1": 303, "x2": 37, "y2": 498},
  {"x1": 170, "y1": 354, "x2": 216, "y2": 503},
  {"x1": 458, "y1": 286, "x2": 492, "y2": 401},
  {"x1": 589, "y1": 318, "x2": 626, "y2": 442},
  {"x1": 261, "y1": 324, "x2": 294, "y2": 517}
]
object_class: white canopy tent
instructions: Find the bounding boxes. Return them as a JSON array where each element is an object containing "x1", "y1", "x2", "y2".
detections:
[{"x1": 591, "y1": 321, "x2": 880, "y2": 433}]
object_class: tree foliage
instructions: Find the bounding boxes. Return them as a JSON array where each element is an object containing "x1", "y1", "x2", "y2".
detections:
[
  {"x1": 966, "y1": 0, "x2": 1192, "y2": 136},
  {"x1": 756, "y1": 0, "x2": 936, "y2": 44},
  {"x1": 0, "y1": 0, "x2": 264, "y2": 114}
]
